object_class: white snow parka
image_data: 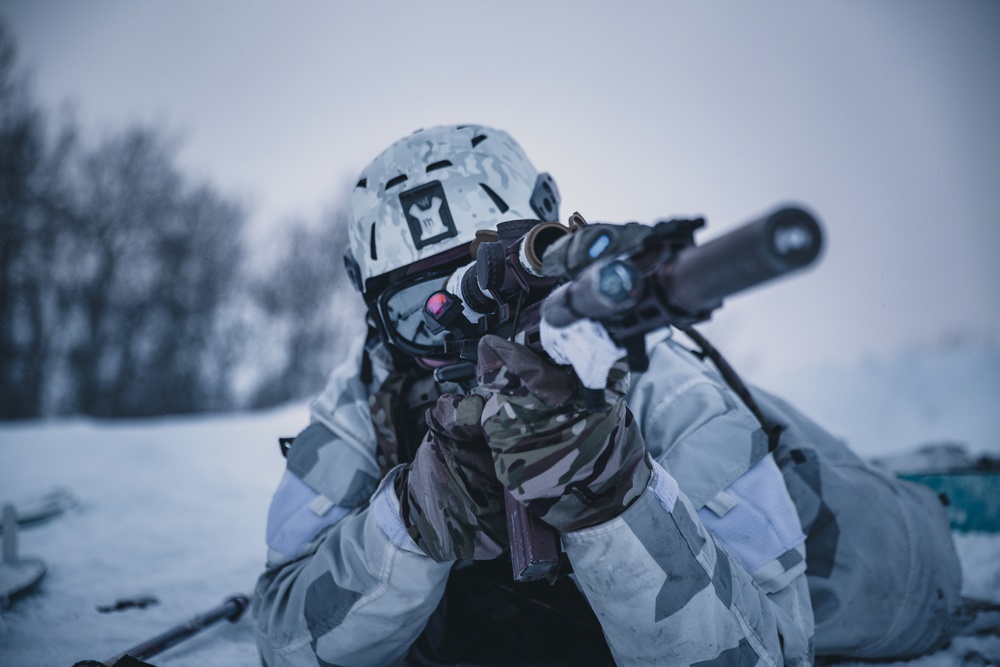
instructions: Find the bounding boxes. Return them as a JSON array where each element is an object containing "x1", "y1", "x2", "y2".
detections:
[{"x1": 252, "y1": 333, "x2": 960, "y2": 666}]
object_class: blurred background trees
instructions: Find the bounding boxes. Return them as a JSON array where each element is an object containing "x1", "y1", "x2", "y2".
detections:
[
  {"x1": 0, "y1": 21, "x2": 359, "y2": 419},
  {"x1": 243, "y1": 206, "x2": 359, "y2": 410}
]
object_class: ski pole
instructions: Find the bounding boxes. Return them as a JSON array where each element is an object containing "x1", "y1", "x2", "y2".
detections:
[{"x1": 73, "y1": 593, "x2": 250, "y2": 667}]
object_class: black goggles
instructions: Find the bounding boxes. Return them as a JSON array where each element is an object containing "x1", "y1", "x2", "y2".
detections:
[{"x1": 365, "y1": 244, "x2": 475, "y2": 360}]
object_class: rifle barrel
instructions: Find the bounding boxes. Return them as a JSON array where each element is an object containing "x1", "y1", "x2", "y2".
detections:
[{"x1": 664, "y1": 206, "x2": 823, "y2": 313}]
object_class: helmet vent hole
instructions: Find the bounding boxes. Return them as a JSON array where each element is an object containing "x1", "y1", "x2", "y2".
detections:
[
  {"x1": 479, "y1": 183, "x2": 509, "y2": 213},
  {"x1": 385, "y1": 174, "x2": 409, "y2": 190},
  {"x1": 426, "y1": 160, "x2": 452, "y2": 173},
  {"x1": 369, "y1": 222, "x2": 378, "y2": 260},
  {"x1": 356, "y1": 178, "x2": 367, "y2": 188},
  {"x1": 471, "y1": 134, "x2": 487, "y2": 147}
]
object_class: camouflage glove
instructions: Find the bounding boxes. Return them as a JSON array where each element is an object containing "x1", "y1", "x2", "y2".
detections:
[
  {"x1": 397, "y1": 392, "x2": 508, "y2": 561},
  {"x1": 476, "y1": 334, "x2": 652, "y2": 532}
]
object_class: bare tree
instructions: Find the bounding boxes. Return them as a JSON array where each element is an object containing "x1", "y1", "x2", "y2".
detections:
[
  {"x1": 56, "y1": 127, "x2": 247, "y2": 416},
  {"x1": 1, "y1": 18, "x2": 359, "y2": 419},
  {"x1": 0, "y1": 20, "x2": 70, "y2": 418},
  {"x1": 246, "y1": 205, "x2": 365, "y2": 408}
]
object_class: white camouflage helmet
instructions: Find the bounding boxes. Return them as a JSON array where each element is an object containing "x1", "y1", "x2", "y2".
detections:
[
  {"x1": 344, "y1": 124, "x2": 559, "y2": 295},
  {"x1": 343, "y1": 124, "x2": 560, "y2": 361}
]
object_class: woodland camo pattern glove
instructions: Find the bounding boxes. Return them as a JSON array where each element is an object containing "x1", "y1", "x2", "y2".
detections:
[
  {"x1": 397, "y1": 393, "x2": 508, "y2": 561},
  {"x1": 477, "y1": 334, "x2": 651, "y2": 532}
]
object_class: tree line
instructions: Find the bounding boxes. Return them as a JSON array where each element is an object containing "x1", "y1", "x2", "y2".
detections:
[{"x1": 0, "y1": 21, "x2": 363, "y2": 419}]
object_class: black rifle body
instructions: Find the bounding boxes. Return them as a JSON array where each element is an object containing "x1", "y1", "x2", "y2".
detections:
[{"x1": 427, "y1": 206, "x2": 824, "y2": 581}]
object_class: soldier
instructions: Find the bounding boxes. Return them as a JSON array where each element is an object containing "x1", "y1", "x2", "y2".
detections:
[{"x1": 253, "y1": 125, "x2": 963, "y2": 666}]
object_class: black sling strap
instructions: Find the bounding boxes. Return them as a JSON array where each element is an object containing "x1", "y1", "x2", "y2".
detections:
[{"x1": 679, "y1": 326, "x2": 785, "y2": 452}]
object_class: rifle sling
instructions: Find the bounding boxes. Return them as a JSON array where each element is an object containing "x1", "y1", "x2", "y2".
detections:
[{"x1": 679, "y1": 326, "x2": 784, "y2": 452}]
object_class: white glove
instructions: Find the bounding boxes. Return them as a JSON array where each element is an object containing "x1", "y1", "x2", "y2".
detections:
[{"x1": 539, "y1": 315, "x2": 625, "y2": 390}]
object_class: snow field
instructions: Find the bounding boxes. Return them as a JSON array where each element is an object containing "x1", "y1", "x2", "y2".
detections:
[{"x1": 1, "y1": 347, "x2": 998, "y2": 666}]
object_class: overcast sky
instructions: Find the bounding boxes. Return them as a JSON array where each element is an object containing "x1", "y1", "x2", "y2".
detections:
[{"x1": 3, "y1": 0, "x2": 999, "y2": 385}]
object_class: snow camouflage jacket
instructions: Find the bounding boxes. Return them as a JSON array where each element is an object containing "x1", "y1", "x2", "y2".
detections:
[{"x1": 253, "y1": 333, "x2": 962, "y2": 666}]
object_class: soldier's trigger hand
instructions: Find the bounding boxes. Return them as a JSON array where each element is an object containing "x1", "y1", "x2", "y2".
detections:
[
  {"x1": 476, "y1": 335, "x2": 651, "y2": 532},
  {"x1": 399, "y1": 393, "x2": 508, "y2": 561}
]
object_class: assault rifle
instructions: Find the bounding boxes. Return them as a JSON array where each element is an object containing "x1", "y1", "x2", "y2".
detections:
[{"x1": 422, "y1": 205, "x2": 824, "y2": 581}]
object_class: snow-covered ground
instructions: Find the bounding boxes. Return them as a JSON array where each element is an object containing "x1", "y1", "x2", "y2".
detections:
[{"x1": 1, "y1": 346, "x2": 998, "y2": 666}]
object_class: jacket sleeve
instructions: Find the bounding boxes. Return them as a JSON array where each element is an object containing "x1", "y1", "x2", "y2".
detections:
[
  {"x1": 253, "y1": 344, "x2": 451, "y2": 667},
  {"x1": 254, "y1": 470, "x2": 452, "y2": 667},
  {"x1": 562, "y1": 458, "x2": 814, "y2": 666},
  {"x1": 573, "y1": 335, "x2": 816, "y2": 665}
]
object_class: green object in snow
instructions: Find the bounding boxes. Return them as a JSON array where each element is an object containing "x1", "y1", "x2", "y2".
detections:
[{"x1": 900, "y1": 471, "x2": 1000, "y2": 533}]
